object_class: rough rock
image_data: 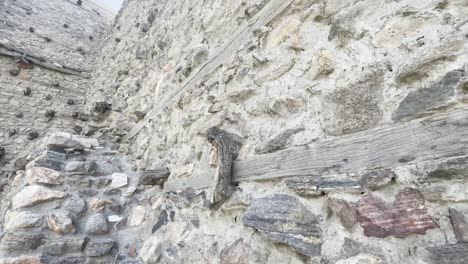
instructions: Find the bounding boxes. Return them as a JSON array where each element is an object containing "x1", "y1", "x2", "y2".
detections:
[
  {"x1": 46, "y1": 132, "x2": 82, "y2": 149},
  {"x1": 449, "y1": 208, "x2": 468, "y2": 242},
  {"x1": 0, "y1": 255, "x2": 46, "y2": 264},
  {"x1": 89, "y1": 198, "x2": 111, "y2": 212},
  {"x1": 86, "y1": 238, "x2": 114, "y2": 257},
  {"x1": 110, "y1": 173, "x2": 128, "y2": 188},
  {"x1": 84, "y1": 213, "x2": 109, "y2": 235},
  {"x1": 138, "y1": 168, "x2": 170, "y2": 186},
  {"x1": 33, "y1": 149, "x2": 67, "y2": 171},
  {"x1": 218, "y1": 238, "x2": 252, "y2": 264},
  {"x1": 322, "y1": 70, "x2": 384, "y2": 136},
  {"x1": 428, "y1": 156, "x2": 468, "y2": 180},
  {"x1": 335, "y1": 254, "x2": 385, "y2": 264},
  {"x1": 357, "y1": 188, "x2": 438, "y2": 238},
  {"x1": 25, "y1": 167, "x2": 64, "y2": 185},
  {"x1": 285, "y1": 177, "x2": 362, "y2": 196},
  {"x1": 128, "y1": 206, "x2": 146, "y2": 226},
  {"x1": 47, "y1": 212, "x2": 75, "y2": 235},
  {"x1": 393, "y1": 70, "x2": 463, "y2": 121},
  {"x1": 255, "y1": 127, "x2": 305, "y2": 154},
  {"x1": 359, "y1": 169, "x2": 395, "y2": 190},
  {"x1": 242, "y1": 194, "x2": 321, "y2": 256},
  {"x1": 426, "y1": 243, "x2": 468, "y2": 264},
  {"x1": 4, "y1": 211, "x2": 43, "y2": 231},
  {"x1": 63, "y1": 197, "x2": 87, "y2": 215},
  {"x1": 396, "y1": 36, "x2": 464, "y2": 82},
  {"x1": 12, "y1": 185, "x2": 66, "y2": 209},
  {"x1": 64, "y1": 160, "x2": 98, "y2": 175},
  {"x1": 43, "y1": 237, "x2": 87, "y2": 255},
  {"x1": 328, "y1": 197, "x2": 357, "y2": 231},
  {"x1": 151, "y1": 210, "x2": 168, "y2": 233},
  {"x1": 49, "y1": 256, "x2": 85, "y2": 264},
  {"x1": 0, "y1": 233, "x2": 47, "y2": 251}
]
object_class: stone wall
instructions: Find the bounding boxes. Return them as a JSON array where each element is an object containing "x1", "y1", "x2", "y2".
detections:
[
  {"x1": 1, "y1": 0, "x2": 468, "y2": 263},
  {"x1": 83, "y1": 0, "x2": 468, "y2": 263},
  {"x1": 0, "y1": 0, "x2": 110, "y2": 178}
]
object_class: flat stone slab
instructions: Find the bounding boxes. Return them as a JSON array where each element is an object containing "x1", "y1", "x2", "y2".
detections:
[
  {"x1": 138, "y1": 167, "x2": 170, "y2": 186},
  {"x1": 449, "y1": 208, "x2": 468, "y2": 242},
  {"x1": 25, "y1": 167, "x2": 64, "y2": 185},
  {"x1": 357, "y1": 188, "x2": 438, "y2": 238},
  {"x1": 4, "y1": 211, "x2": 43, "y2": 231},
  {"x1": 86, "y1": 238, "x2": 114, "y2": 257},
  {"x1": 110, "y1": 173, "x2": 128, "y2": 188},
  {"x1": 12, "y1": 185, "x2": 66, "y2": 209},
  {"x1": 0, "y1": 232, "x2": 47, "y2": 251},
  {"x1": 43, "y1": 236, "x2": 87, "y2": 256},
  {"x1": 0, "y1": 255, "x2": 46, "y2": 264},
  {"x1": 285, "y1": 177, "x2": 362, "y2": 196},
  {"x1": 427, "y1": 243, "x2": 468, "y2": 264},
  {"x1": 242, "y1": 194, "x2": 321, "y2": 256}
]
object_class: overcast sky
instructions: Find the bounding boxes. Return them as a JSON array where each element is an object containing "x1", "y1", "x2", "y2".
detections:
[{"x1": 94, "y1": 0, "x2": 124, "y2": 12}]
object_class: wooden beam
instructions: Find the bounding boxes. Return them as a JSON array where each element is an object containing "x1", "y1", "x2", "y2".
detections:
[
  {"x1": 122, "y1": 0, "x2": 294, "y2": 141},
  {"x1": 206, "y1": 127, "x2": 243, "y2": 209},
  {"x1": 0, "y1": 44, "x2": 90, "y2": 78},
  {"x1": 232, "y1": 108, "x2": 468, "y2": 182}
]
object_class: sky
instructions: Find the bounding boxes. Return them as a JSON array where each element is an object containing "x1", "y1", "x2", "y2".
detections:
[{"x1": 94, "y1": 0, "x2": 124, "y2": 12}]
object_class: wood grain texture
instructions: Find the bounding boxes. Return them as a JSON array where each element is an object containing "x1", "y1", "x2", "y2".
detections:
[
  {"x1": 232, "y1": 107, "x2": 468, "y2": 182},
  {"x1": 0, "y1": 44, "x2": 90, "y2": 77},
  {"x1": 123, "y1": 0, "x2": 294, "y2": 141},
  {"x1": 207, "y1": 127, "x2": 243, "y2": 209}
]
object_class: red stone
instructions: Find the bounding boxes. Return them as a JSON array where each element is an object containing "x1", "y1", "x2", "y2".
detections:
[{"x1": 357, "y1": 187, "x2": 438, "y2": 238}]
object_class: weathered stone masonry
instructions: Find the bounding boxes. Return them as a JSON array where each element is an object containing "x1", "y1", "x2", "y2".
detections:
[
  {"x1": 1, "y1": 0, "x2": 468, "y2": 263},
  {"x1": 0, "y1": 0, "x2": 110, "y2": 177}
]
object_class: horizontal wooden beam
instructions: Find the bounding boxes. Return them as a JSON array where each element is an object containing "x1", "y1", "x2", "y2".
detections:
[
  {"x1": 0, "y1": 44, "x2": 90, "y2": 78},
  {"x1": 232, "y1": 108, "x2": 468, "y2": 182}
]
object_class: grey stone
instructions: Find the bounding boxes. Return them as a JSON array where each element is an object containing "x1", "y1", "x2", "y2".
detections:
[
  {"x1": 43, "y1": 236, "x2": 87, "y2": 256},
  {"x1": 335, "y1": 254, "x2": 385, "y2": 264},
  {"x1": 64, "y1": 160, "x2": 98, "y2": 175},
  {"x1": 285, "y1": 177, "x2": 362, "y2": 196},
  {"x1": 110, "y1": 173, "x2": 128, "y2": 188},
  {"x1": 33, "y1": 149, "x2": 67, "y2": 171},
  {"x1": 219, "y1": 238, "x2": 252, "y2": 264},
  {"x1": 393, "y1": 70, "x2": 463, "y2": 121},
  {"x1": 46, "y1": 132, "x2": 83, "y2": 149},
  {"x1": 152, "y1": 210, "x2": 168, "y2": 233},
  {"x1": 0, "y1": 232, "x2": 47, "y2": 251},
  {"x1": 449, "y1": 208, "x2": 468, "y2": 242},
  {"x1": 328, "y1": 197, "x2": 357, "y2": 231},
  {"x1": 255, "y1": 127, "x2": 305, "y2": 154},
  {"x1": 136, "y1": 44, "x2": 148, "y2": 60},
  {"x1": 0, "y1": 255, "x2": 46, "y2": 264},
  {"x1": 50, "y1": 256, "x2": 85, "y2": 264},
  {"x1": 428, "y1": 156, "x2": 468, "y2": 180},
  {"x1": 138, "y1": 167, "x2": 170, "y2": 186},
  {"x1": 67, "y1": 176, "x2": 92, "y2": 188},
  {"x1": 359, "y1": 169, "x2": 395, "y2": 190},
  {"x1": 427, "y1": 243, "x2": 468, "y2": 264},
  {"x1": 47, "y1": 211, "x2": 75, "y2": 235},
  {"x1": 242, "y1": 194, "x2": 321, "y2": 256},
  {"x1": 86, "y1": 238, "x2": 114, "y2": 257},
  {"x1": 28, "y1": 131, "x2": 40, "y2": 140},
  {"x1": 4, "y1": 211, "x2": 43, "y2": 230},
  {"x1": 322, "y1": 70, "x2": 384, "y2": 136},
  {"x1": 84, "y1": 213, "x2": 109, "y2": 235},
  {"x1": 12, "y1": 185, "x2": 66, "y2": 209}
]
